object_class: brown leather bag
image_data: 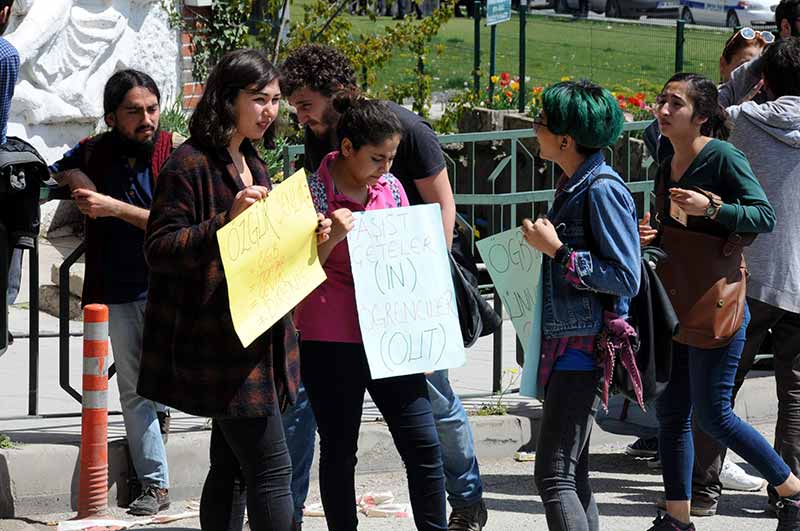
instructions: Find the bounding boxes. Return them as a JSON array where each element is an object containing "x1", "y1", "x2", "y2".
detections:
[{"x1": 656, "y1": 224, "x2": 753, "y2": 349}]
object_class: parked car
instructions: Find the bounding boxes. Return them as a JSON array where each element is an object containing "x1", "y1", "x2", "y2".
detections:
[
  {"x1": 679, "y1": 0, "x2": 780, "y2": 27},
  {"x1": 605, "y1": 0, "x2": 679, "y2": 18},
  {"x1": 547, "y1": 0, "x2": 678, "y2": 18}
]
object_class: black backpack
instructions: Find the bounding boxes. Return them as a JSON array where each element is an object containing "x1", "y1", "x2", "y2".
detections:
[
  {"x1": 0, "y1": 137, "x2": 49, "y2": 250},
  {"x1": 583, "y1": 175, "x2": 678, "y2": 407}
]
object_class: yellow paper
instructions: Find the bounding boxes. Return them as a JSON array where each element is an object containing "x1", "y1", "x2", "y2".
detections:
[{"x1": 217, "y1": 169, "x2": 326, "y2": 347}]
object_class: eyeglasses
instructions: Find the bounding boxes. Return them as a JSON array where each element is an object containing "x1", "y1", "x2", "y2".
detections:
[
  {"x1": 723, "y1": 27, "x2": 775, "y2": 56},
  {"x1": 533, "y1": 113, "x2": 549, "y2": 132}
]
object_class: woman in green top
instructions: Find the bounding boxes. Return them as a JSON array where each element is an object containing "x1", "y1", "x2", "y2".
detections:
[{"x1": 640, "y1": 73, "x2": 800, "y2": 531}]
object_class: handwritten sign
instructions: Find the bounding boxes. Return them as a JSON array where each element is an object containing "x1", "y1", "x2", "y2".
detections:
[
  {"x1": 475, "y1": 227, "x2": 543, "y2": 397},
  {"x1": 217, "y1": 169, "x2": 326, "y2": 347},
  {"x1": 348, "y1": 204, "x2": 465, "y2": 379}
]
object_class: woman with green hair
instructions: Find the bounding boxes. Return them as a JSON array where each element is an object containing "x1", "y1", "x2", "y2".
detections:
[{"x1": 522, "y1": 80, "x2": 641, "y2": 531}]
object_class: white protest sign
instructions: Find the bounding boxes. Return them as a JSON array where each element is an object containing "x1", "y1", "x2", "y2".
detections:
[{"x1": 347, "y1": 204, "x2": 466, "y2": 379}]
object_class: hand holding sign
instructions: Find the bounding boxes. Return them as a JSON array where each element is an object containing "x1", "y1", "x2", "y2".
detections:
[
  {"x1": 217, "y1": 170, "x2": 326, "y2": 347},
  {"x1": 475, "y1": 227, "x2": 543, "y2": 398}
]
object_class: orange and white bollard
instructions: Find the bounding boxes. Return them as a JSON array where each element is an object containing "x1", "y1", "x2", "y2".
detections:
[{"x1": 77, "y1": 304, "x2": 109, "y2": 518}]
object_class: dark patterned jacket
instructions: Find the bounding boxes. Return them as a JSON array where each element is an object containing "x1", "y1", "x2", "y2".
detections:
[{"x1": 137, "y1": 138, "x2": 299, "y2": 418}]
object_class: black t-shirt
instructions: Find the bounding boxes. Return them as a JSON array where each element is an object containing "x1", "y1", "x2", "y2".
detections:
[{"x1": 303, "y1": 101, "x2": 446, "y2": 206}]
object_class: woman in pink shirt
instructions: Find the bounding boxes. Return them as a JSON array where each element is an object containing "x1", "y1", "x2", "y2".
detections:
[{"x1": 294, "y1": 93, "x2": 447, "y2": 531}]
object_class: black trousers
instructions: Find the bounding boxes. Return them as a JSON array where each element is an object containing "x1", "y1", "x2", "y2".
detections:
[
  {"x1": 301, "y1": 340, "x2": 447, "y2": 531},
  {"x1": 200, "y1": 410, "x2": 293, "y2": 531}
]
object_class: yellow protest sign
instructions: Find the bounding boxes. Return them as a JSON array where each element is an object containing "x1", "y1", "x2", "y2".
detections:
[{"x1": 217, "y1": 169, "x2": 326, "y2": 347}]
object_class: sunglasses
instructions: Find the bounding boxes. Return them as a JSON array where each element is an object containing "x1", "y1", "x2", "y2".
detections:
[{"x1": 723, "y1": 27, "x2": 775, "y2": 56}]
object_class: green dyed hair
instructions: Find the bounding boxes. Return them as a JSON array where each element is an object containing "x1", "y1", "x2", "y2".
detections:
[{"x1": 541, "y1": 80, "x2": 623, "y2": 152}]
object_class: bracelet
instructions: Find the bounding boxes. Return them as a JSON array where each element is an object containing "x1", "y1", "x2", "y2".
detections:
[{"x1": 554, "y1": 244, "x2": 573, "y2": 267}]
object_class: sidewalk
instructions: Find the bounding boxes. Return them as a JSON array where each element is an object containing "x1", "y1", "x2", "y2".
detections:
[{"x1": 0, "y1": 237, "x2": 782, "y2": 519}]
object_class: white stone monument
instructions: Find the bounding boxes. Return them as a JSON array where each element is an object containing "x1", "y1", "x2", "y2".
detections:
[{"x1": 4, "y1": 0, "x2": 181, "y2": 233}]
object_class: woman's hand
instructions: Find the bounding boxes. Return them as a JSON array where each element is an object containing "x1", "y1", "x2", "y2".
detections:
[
  {"x1": 229, "y1": 186, "x2": 269, "y2": 220},
  {"x1": 669, "y1": 188, "x2": 710, "y2": 217},
  {"x1": 639, "y1": 212, "x2": 658, "y2": 246},
  {"x1": 521, "y1": 217, "x2": 563, "y2": 258},
  {"x1": 316, "y1": 213, "x2": 332, "y2": 244},
  {"x1": 330, "y1": 208, "x2": 355, "y2": 243}
]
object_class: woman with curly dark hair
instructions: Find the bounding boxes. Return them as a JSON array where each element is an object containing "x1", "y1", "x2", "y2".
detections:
[{"x1": 138, "y1": 48, "x2": 331, "y2": 531}]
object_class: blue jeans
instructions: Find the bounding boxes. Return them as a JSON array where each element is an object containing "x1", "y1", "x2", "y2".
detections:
[
  {"x1": 6, "y1": 248, "x2": 22, "y2": 305},
  {"x1": 282, "y1": 368, "x2": 483, "y2": 523},
  {"x1": 108, "y1": 300, "x2": 169, "y2": 489},
  {"x1": 282, "y1": 382, "x2": 316, "y2": 525},
  {"x1": 656, "y1": 304, "x2": 791, "y2": 500}
]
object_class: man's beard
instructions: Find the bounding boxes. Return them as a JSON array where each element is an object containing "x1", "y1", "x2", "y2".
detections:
[
  {"x1": 322, "y1": 106, "x2": 341, "y2": 147},
  {"x1": 110, "y1": 128, "x2": 158, "y2": 161}
]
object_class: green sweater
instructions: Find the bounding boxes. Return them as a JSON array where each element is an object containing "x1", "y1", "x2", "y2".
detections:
[{"x1": 662, "y1": 139, "x2": 775, "y2": 235}]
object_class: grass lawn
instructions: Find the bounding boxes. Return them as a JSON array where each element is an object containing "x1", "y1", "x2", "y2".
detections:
[{"x1": 339, "y1": 12, "x2": 732, "y2": 99}]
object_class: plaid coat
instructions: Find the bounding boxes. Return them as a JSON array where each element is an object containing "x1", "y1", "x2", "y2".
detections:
[{"x1": 137, "y1": 139, "x2": 300, "y2": 418}]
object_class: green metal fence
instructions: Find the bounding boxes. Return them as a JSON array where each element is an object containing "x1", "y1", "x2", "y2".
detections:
[
  {"x1": 284, "y1": 120, "x2": 654, "y2": 391},
  {"x1": 353, "y1": 11, "x2": 770, "y2": 110}
]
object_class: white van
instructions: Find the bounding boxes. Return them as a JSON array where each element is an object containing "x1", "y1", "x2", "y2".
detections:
[{"x1": 679, "y1": 0, "x2": 779, "y2": 27}]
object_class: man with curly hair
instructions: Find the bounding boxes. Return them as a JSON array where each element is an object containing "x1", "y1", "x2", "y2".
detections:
[{"x1": 280, "y1": 43, "x2": 487, "y2": 531}]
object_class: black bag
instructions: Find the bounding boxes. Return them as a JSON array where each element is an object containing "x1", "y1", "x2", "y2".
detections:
[
  {"x1": 584, "y1": 175, "x2": 679, "y2": 406},
  {"x1": 450, "y1": 233, "x2": 502, "y2": 348},
  {"x1": 0, "y1": 137, "x2": 49, "y2": 250}
]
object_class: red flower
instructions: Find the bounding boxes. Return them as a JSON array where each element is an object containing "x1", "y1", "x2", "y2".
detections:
[
  {"x1": 618, "y1": 100, "x2": 628, "y2": 109},
  {"x1": 500, "y1": 72, "x2": 510, "y2": 82}
]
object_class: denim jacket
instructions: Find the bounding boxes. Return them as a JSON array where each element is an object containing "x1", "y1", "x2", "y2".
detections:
[{"x1": 542, "y1": 152, "x2": 641, "y2": 338}]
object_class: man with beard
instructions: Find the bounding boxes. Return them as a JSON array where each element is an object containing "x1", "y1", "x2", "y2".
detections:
[
  {"x1": 280, "y1": 45, "x2": 490, "y2": 531},
  {"x1": 50, "y1": 69, "x2": 172, "y2": 516}
]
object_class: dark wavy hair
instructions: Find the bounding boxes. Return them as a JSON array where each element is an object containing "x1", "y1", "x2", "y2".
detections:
[
  {"x1": 776, "y1": 0, "x2": 800, "y2": 34},
  {"x1": 189, "y1": 49, "x2": 279, "y2": 150},
  {"x1": 333, "y1": 91, "x2": 404, "y2": 150},
  {"x1": 279, "y1": 44, "x2": 357, "y2": 99},
  {"x1": 541, "y1": 80, "x2": 623, "y2": 155},
  {"x1": 103, "y1": 69, "x2": 161, "y2": 117},
  {"x1": 763, "y1": 37, "x2": 800, "y2": 98},
  {"x1": 662, "y1": 73, "x2": 730, "y2": 140}
]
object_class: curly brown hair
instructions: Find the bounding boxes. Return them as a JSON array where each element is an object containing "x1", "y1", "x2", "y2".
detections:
[{"x1": 279, "y1": 45, "x2": 357, "y2": 98}]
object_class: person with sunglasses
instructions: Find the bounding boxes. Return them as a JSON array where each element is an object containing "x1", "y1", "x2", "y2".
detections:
[{"x1": 720, "y1": 27, "x2": 774, "y2": 84}]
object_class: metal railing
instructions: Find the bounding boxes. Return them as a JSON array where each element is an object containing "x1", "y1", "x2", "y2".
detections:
[
  {"x1": 6, "y1": 121, "x2": 654, "y2": 417},
  {"x1": 284, "y1": 120, "x2": 656, "y2": 392}
]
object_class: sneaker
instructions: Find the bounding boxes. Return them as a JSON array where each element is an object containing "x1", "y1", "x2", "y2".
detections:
[
  {"x1": 646, "y1": 512, "x2": 696, "y2": 530},
  {"x1": 626, "y1": 437, "x2": 659, "y2": 458},
  {"x1": 720, "y1": 459, "x2": 765, "y2": 492},
  {"x1": 448, "y1": 499, "x2": 488, "y2": 531},
  {"x1": 776, "y1": 495, "x2": 800, "y2": 531},
  {"x1": 655, "y1": 495, "x2": 717, "y2": 517},
  {"x1": 157, "y1": 410, "x2": 171, "y2": 444},
  {"x1": 647, "y1": 457, "x2": 663, "y2": 470},
  {"x1": 128, "y1": 485, "x2": 170, "y2": 516}
]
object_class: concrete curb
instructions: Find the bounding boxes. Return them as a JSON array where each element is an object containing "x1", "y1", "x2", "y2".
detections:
[
  {"x1": 0, "y1": 414, "x2": 531, "y2": 518},
  {"x1": 0, "y1": 373, "x2": 778, "y2": 518}
]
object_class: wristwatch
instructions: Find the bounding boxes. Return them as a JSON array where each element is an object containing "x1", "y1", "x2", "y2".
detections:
[
  {"x1": 703, "y1": 196, "x2": 722, "y2": 219},
  {"x1": 696, "y1": 187, "x2": 723, "y2": 219}
]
